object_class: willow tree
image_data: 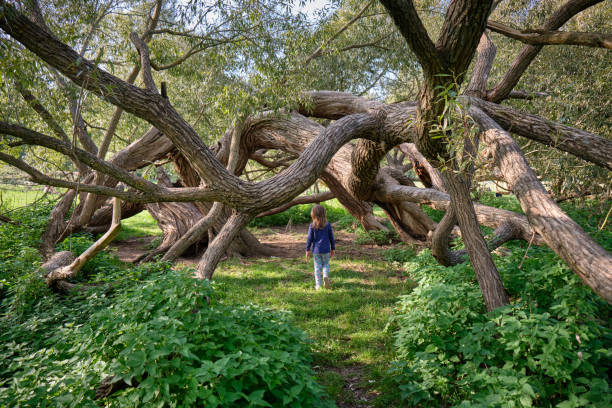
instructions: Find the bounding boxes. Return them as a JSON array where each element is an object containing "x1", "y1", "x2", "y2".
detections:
[{"x1": 0, "y1": 0, "x2": 610, "y2": 310}]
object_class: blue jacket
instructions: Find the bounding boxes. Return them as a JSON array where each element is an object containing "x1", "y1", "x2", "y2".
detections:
[{"x1": 306, "y1": 222, "x2": 335, "y2": 254}]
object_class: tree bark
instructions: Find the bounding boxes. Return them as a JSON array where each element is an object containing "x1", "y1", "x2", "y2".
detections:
[
  {"x1": 38, "y1": 127, "x2": 175, "y2": 253},
  {"x1": 470, "y1": 97, "x2": 612, "y2": 171},
  {"x1": 431, "y1": 205, "x2": 461, "y2": 266},
  {"x1": 196, "y1": 211, "x2": 253, "y2": 280},
  {"x1": 442, "y1": 170, "x2": 510, "y2": 310},
  {"x1": 471, "y1": 106, "x2": 612, "y2": 302},
  {"x1": 161, "y1": 202, "x2": 224, "y2": 262},
  {"x1": 40, "y1": 189, "x2": 77, "y2": 259},
  {"x1": 374, "y1": 181, "x2": 543, "y2": 244},
  {"x1": 398, "y1": 143, "x2": 445, "y2": 191},
  {"x1": 142, "y1": 169, "x2": 207, "y2": 261},
  {"x1": 487, "y1": 20, "x2": 612, "y2": 49}
]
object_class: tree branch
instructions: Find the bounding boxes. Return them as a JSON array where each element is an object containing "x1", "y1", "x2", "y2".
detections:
[
  {"x1": 0, "y1": 152, "x2": 142, "y2": 201},
  {"x1": 436, "y1": 0, "x2": 494, "y2": 77},
  {"x1": 196, "y1": 210, "x2": 253, "y2": 280},
  {"x1": 470, "y1": 105, "x2": 612, "y2": 303},
  {"x1": 130, "y1": 32, "x2": 158, "y2": 92},
  {"x1": 160, "y1": 202, "x2": 223, "y2": 262},
  {"x1": 470, "y1": 97, "x2": 612, "y2": 171},
  {"x1": 487, "y1": 0, "x2": 604, "y2": 102},
  {"x1": 98, "y1": 0, "x2": 162, "y2": 160},
  {"x1": 256, "y1": 191, "x2": 335, "y2": 218},
  {"x1": 465, "y1": 32, "x2": 496, "y2": 98},
  {"x1": 373, "y1": 181, "x2": 542, "y2": 244},
  {"x1": 0, "y1": 122, "x2": 161, "y2": 193},
  {"x1": 378, "y1": 0, "x2": 442, "y2": 74},
  {"x1": 46, "y1": 197, "x2": 121, "y2": 286},
  {"x1": 398, "y1": 143, "x2": 445, "y2": 191},
  {"x1": 14, "y1": 82, "x2": 69, "y2": 143},
  {"x1": 13, "y1": 81, "x2": 87, "y2": 173},
  {"x1": 487, "y1": 20, "x2": 612, "y2": 49}
]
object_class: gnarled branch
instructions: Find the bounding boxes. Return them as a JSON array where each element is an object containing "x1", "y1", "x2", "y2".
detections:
[
  {"x1": 470, "y1": 106, "x2": 612, "y2": 303},
  {"x1": 470, "y1": 97, "x2": 612, "y2": 171},
  {"x1": 487, "y1": 20, "x2": 612, "y2": 49},
  {"x1": 487, "y1": 0, "x2": 604, "y2": 102}
]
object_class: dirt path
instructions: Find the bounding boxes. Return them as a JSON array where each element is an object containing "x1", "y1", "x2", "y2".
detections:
[
  {"x1": 113, "y1": 224, "x2": 394, "y2": 264},
  {"x1": 111, "y1": 236, "x2": 154, "y2": 263},
  {"x1": 251, "y1": 223, "x2": 394, "y2": 260}
]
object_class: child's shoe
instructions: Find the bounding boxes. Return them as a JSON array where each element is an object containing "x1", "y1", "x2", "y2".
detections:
[
  {"x1": 323, "y1": 277, "x2": 330, "y2": 289},
  {"x1": 315, "y1": 284, "x2": 321, "y2": 290}
]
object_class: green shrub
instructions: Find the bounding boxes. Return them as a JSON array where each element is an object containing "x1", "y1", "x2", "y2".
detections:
[
  {"x1": 390, "y1": 247, "x2": 611, "y2": 408},
  {"x1": 0, "y1": 202, "x2": 52, "y2": 315},
  {"x1": 382, "y1": 246, "x2": 416, "y2": 263},
  {"x1": 90, "y1": 271, "x2": 332, "y2": 407},
  {"x1": 333, "y1": 214, "x2": 360, "y2": 232},
  {"x1": 477, "y1": 191, "x2": 524, "y2": 214},
  {"x1": 422, "y1": 206, "x2": 445, "y2": 223},
  {"x1": 249, "y1": 201, "x2": 348, "y2": 228},
  {"x1": 0, "y1": 203, "x2": 333, "y2": 407},
  {"x1": 356, "y1": 229, "x2": 400, "y2": 246},
  {"x1": 1, "y1": 267, "x2": 333, "y2": 407}
]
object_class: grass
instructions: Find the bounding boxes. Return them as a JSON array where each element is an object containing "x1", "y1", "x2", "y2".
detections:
[
  {"x1": 116, "y1": 211, "x2": 162, "y2": 240},
  {"x1": 0, "y1": 183, "x2": 161, "y2": 240},
  {"x1": 0, "y1": 184, "x2": 49, "y2": 211},
  {"x1": 204, "y1": 254, "x2": 416, "y2": 406}
]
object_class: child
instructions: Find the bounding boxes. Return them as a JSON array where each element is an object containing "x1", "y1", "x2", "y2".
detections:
[{"x1": 305, "y1": 204, "x2": 335, "y2": 290}]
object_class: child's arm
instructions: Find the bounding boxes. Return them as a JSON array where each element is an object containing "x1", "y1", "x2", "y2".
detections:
[
  {"x1": 329, "y1": 224, "x2": 336, "y2": 258},
  {"x1": 305, "y1": 224, "x2": 313, "y2": 259}
]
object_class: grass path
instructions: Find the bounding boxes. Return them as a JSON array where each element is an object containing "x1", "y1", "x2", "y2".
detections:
[{"x1": 210, "y1": 254, "x2": 413, "y2": 407}]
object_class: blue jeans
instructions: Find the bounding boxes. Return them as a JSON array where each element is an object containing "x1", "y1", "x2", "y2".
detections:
[{"x1": 313, "y1": 253, "x2": 330, "y2": 287}]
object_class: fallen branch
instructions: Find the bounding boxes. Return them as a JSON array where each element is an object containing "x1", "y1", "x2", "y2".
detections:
[
  {"x1": 46, "y1": 197, "x2": 122, "y2": 286},
  {"x1": 0, "y1": 214, "x2": 21, "y2": 225}
]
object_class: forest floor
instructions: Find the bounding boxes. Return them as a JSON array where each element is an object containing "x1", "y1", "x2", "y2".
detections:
[{"x1": 113, "y1": 224, "x2": 415, "y2": 407}]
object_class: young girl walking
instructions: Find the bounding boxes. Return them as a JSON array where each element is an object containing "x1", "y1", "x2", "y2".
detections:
[{"x1": 305, "y1": 204, "x2": 335, "y2": 290}]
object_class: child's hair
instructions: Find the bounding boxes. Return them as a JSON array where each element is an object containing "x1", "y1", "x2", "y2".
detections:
[{"x1": 311, "y1": 204, "x2": 327, "y2": 229}]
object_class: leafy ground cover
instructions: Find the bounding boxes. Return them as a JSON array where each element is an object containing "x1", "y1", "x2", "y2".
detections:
[
  {"x1": 0, "y1": 204, "x2": 334, "y2": 407},
  {"x1": 389, "y1": 199, "x2": 612, "y2": 408},
  {"x1": 0, "y1": 190, "x2": 610, "y2": 407}
]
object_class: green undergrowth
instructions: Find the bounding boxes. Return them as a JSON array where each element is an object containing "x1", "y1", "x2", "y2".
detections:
[
  {"x1": 211, "y1": 255, "x2": 413, "y2": 407},
  {"x1": 249, "y1": 199, "x2": 349, "y2": 228},
  {"x1": 389, "y1": 199, "x2": 612, "y2": 408},
  {"x1": 0, "y1": 206, "x2": 333, "y2": 407},
  {"x1": 1, "y1": 191, "x2": 611, "y2": 408}
]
